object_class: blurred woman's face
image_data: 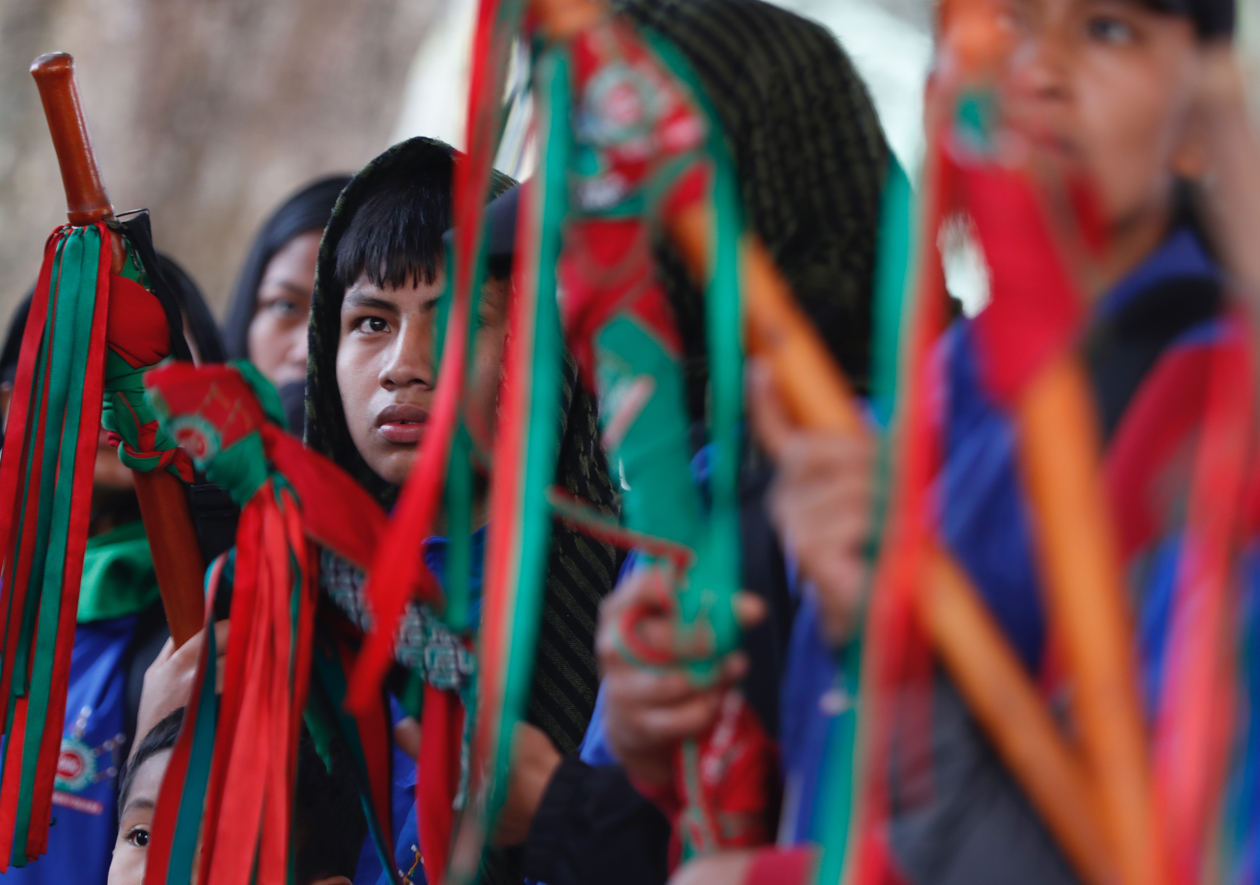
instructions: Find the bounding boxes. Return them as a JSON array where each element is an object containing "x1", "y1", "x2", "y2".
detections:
[{"x1": 248, "y1": 230, "x2": 321, "y2": 389}]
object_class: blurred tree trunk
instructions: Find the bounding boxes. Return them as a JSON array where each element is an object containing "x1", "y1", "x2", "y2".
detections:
[{"x1": 0, "y1": 0, "x2": 438, "y2": 324}]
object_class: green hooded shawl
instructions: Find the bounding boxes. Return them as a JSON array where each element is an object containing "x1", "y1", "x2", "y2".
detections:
[{"x1": 304, "y1": 138, "x2": 619, "y2": 881}]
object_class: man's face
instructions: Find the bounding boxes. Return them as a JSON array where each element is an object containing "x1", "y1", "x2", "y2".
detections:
[
  {"x1": 107, "y1": 750, "x2": 171, "y2": 885},
  {"x1": 336, "y1": 269, "x2": 510, "y2": 488},
  {"x1": 1001, "y1": 0, "x2": 1202, "y2": 232}
]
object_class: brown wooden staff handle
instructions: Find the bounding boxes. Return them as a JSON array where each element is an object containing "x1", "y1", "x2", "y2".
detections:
[
  {"x1": 1018, "y1": 356, "x2": 1161, "y2": 885},
  {"x1": 29, "y1": 53, "x2": 113, "y2": 226},
  {"x1": 668, "y1": 203, "x2": 1111, "y2": 883},
  {"x1": 922, "y1": 549, "x2": 1113, "y2": 885},
  {"x1": 133, "y1": 472, "x2": 206, "y2": 647},
  {"x1": 31, "y1": 51, "x2": 207, "y2": 648}
]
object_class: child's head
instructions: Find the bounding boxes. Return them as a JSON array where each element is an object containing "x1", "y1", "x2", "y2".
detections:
[
  {"x1": 1000, "y1": 0, "x2": 1234, "y2": 266},
  {"x1": 318, "y1": 139, "x2": 514, "y2": 491},
  {"x1": 108, "y1": 710, "x2": 182, "y2": 885},
  {"x1": 107, "y1": 709, "x2": 368, "y2": 885}
]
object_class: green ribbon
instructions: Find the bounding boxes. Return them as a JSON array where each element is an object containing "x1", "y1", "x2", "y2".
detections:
[{"x1": 811, "y1": 156, "x2": 915, "y2": 885}]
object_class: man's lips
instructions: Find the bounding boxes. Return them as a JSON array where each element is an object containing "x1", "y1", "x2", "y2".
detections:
[{"x1": 375, "y1": 403, "x2": 429, "y2": 445}]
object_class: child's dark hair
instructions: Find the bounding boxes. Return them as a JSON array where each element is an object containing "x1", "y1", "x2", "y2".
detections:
[
  {"x1": 117, "y1": 708, "x2": 368, "y2": 885},
  {"x1": 117, "y1": 708, "x2": 185, "y2": 817},
  {"x1": 333, "y1": 144, "x2": 456, "y2": 292}
]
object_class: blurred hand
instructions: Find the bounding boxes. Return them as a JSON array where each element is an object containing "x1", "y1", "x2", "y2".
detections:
[
  {"x1": 596, "y1": 568, "x2": 765, "y2": 789},
  {"x1": 393, "y1": 716, "x2": 421, "y2": 759},
  {"x1": 668, "y1": 849, "x2": 756, "y2": 885},
  {"x1": 492, "y1": 723, "x2": 562, "y2": 847},
  {"x1": 132, "y1": 620, "x2": 228, "y2": 757},
  {"x1": 747, "y1": 361, "x2": 875, "y2": 647}
]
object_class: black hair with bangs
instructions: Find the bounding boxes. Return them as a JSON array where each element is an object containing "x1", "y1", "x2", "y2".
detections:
[
  {"x1": 116, "y1": 708, "x2": 185, "y2": 819},
  {"x1": 332, "y1": 146, "x2": 455, "y2": 292}
]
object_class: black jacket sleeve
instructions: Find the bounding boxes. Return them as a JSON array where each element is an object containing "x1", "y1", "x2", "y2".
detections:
[{"x1": 521, "y1": 756, "x2": 672, "y2": 885}]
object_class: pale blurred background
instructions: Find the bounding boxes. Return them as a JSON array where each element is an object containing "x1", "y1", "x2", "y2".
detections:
[{"x1": 0, "y1": 0, "x2": 1255, "y2": 328}]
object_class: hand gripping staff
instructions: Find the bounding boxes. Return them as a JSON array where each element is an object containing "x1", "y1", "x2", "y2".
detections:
[
  {"x1": 139, "y1": 362, "x2": 397, "y2": 885},
  {"x1": 0, "y1": 52, "x2": 207, "y2": 868}
]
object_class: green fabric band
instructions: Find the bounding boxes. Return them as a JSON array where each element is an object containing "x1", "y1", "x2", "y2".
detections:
[{"x1": 76, "y1": 521, "x2": 160, "y2": 622}]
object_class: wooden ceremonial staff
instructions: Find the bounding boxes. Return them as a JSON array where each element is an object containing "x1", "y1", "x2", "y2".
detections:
[{"x1": 29, "y1": 52, "x2": 207, "y2": 647}]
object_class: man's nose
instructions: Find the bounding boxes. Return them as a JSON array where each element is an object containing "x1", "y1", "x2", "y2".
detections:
[{"x1": 380, "y1": 316, "x2": 434, "y2": 390}]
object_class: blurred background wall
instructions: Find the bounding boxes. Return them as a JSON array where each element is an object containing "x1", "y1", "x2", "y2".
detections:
[
  {"x1": 0, "y1": 0, "x2": 437, "y2": 324},
  {"x1": 0, "y1": 0, "x2": 1255, "y2": 331}
]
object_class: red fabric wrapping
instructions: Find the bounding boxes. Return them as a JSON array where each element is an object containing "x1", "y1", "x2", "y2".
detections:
[
  {"x1": 418, "y1": 684, "x2": 464, "y2": 885},
  {"x1": 105, "y1": 274, "x2": 170, "y2": 369},
  {"x1": 262, "y1": 427, "x2": 387, "y2": 571},
  {"x1": 105, "y1": 423, "x2": 194, "y2": 484},
  {"x1": 147, "y1": 362, "x2": 269, "y2": 454},
  {"x1": 558, "y1": 219, "x2": 685, "y2": 386},
  {"x1": 957, "y1": 155, "x2": 1086, "y2": 407},
  {"x1": 1105, "y1": 345, "x2": 1215, "y2": 561}
]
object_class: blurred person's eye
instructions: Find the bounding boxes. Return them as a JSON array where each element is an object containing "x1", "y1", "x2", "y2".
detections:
[
  {"x1": 263, "y1": 296, "x2": 305, "y2": 319},
  {"x1": 124, "y1": 826, "x2": 151, "y2": 848},
  {"x1": 1086, "y1": 14, "x2": 1136, "y2": 44}
]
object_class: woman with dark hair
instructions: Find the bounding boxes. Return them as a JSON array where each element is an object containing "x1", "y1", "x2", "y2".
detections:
[{"x1": 222, "y1": 175, "x2": 351, "y2": 432}]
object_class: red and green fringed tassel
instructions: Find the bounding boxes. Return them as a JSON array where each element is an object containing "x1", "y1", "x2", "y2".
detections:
[
  {"x1": 0, "y1": 223, "x2": 110, "y2": 868},
  {"x1": 448, "y1": 57, "x2": 570, "y2": 883},
  {"x1": 0, "y1": 221, "x2": 190, "y2": 867},
  {"x1": 142, "y1": 362, "x2": 393, "y2": 885}
]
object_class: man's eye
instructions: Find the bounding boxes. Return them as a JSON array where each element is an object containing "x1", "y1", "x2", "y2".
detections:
[
  {"x1": 1087, "y1": 15, "x2": 1135, "y2": 43},
  {"x1": 354, "y1": 317, "x2": 390, "y2": 334},
  {"x1": 125, "y1": 827, "x2": 150, "y2": 848}
]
